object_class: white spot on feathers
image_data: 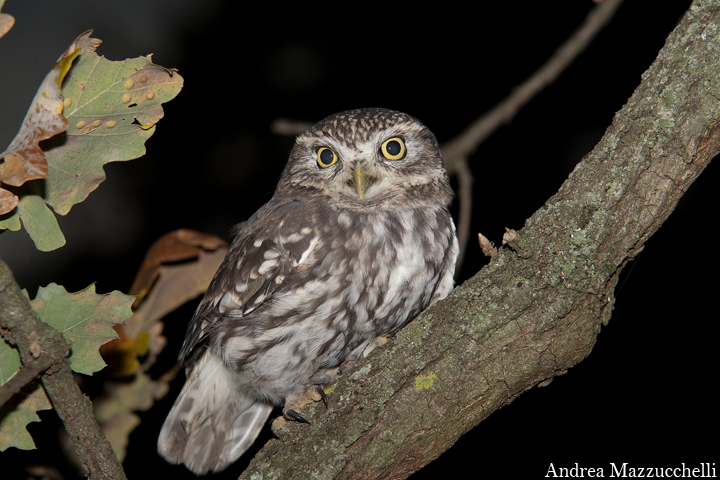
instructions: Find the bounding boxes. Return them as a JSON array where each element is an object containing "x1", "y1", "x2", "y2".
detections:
[
  {"x1": 218, "y1": 292, "x2": 243, "y2": 313},
  {"x1": 258, "y1": 257, "x2": 279, "y2": 274},
  {"x1": 298, "y1": 236, "x2": 319, "y2": 265}
]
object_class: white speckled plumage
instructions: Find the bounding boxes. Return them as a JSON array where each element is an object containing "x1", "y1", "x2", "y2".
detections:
[{"x1": 158, "y1": 108, "x2": 458, "y2": 474}]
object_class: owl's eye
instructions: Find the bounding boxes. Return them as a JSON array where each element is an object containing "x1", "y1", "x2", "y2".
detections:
[
  {"x1": 380, "y1": 137, "x2": 406, "y2": 160},
  {"x1": 317, "y1": 147, "x2": 338, "y2": 168}
]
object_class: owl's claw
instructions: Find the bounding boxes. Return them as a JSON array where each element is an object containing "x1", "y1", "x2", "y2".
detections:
[
  {"x1": 271, "y1": 385, "x2": 328, "y2": 432},
  {"x1": 285, "y1": 409, "x2": 310, "y2": 424},
  {"x1": 315, "y1": 385, "x2": 328, "y2": 408},
  {"x1": 270, "y1": 410, "x2": 307, "y2": 433}
]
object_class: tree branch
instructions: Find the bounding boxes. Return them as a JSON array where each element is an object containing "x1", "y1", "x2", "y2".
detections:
[
  {"x1": 238, "y1": 2, "x2": 718, "y2": 479},
  {"x1": 0, "y1": 353, "x2": 53, "y2": 406},
  {"x1": 0, "y1": 260, "x2": 127, "y2": 480}
]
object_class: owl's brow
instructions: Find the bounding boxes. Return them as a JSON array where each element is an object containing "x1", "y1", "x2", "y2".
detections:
[{"x1": 307, "y1": 112, "x2": 413, "y2": 147}]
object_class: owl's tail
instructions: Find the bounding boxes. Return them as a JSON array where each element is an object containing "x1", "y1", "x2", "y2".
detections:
[{"x1": 157, "y1": 351, "x2": 273, "y2": 475}]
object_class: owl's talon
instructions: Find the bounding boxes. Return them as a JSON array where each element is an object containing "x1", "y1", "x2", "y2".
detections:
[
  {"x1": 271, "y1": 415, "x2": 288, "y2": 432},
  {"x1": 285, "y1": 409, "x2": 310, "y2": 424},
  {"x1": 315, "y1": 386, "x2": 328, "y2": 408},
  {"x1": 270, "y1": 408, "x2": 310, "y2": 434}
]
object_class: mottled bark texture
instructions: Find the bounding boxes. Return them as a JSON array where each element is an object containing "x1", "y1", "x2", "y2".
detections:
[
  {"x1": 0, "y1": 260, "x2": 127, "y2": 480},
  {"x1": 239, "y1": 2, "x2": 719, "y2": 479}
]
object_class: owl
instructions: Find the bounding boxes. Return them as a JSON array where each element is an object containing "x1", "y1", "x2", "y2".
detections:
[{"x1": 157, "y1": 108, "x2": 459, "y2": 474}]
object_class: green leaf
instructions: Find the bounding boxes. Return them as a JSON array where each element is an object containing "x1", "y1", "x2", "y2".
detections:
[
  {"x1": 0, "y1": 336, "x2": 21, "y2": 386},
  {"x1": 30, "y1": 283, "x2": 134, "y2": 375},
  {"x1": 0, "y1": 384, "x2": 53, "y2": 451},
  {"x1": 0, "y1": 208, "x2": 21, "y2": 231},
  {"x1": 44, "y1": 32, "x2": 183, "y2": 215},
  {"x1": 0, "y1": 338, "x2": 53, "y2": 452},
  {"x1": 16, "y1": 189, "x2": 65, "y2": 251}
]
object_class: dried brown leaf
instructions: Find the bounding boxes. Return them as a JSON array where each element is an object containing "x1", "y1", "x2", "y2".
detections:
[
  {"x1": 129, "y1": 228, "x2": 228, "y2": 305},
  {"x1": 0, "y1": 2, "x2": 13, "y2": 40},
  {"x1": 0, "y1": 33, "x2": 81, "y2": 214},
  {"x1": 128, "y1": 247, "x2": 227, "y2": 335},
  {"x1": 0, "y1": 15, "x2": 13, "y2": 39},
  {"x1": 0, "y1": 188, "x2": 18, "y2": 213},
  {"x1": 125, "y1": 245, "x2": 227, "y2": 339},
  {"x1": 100, "y1": 229, "x2": 227, "y2": 377}
]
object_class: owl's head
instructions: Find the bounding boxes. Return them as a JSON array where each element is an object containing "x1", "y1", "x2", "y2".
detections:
[{"x1": 276, "y1": 108, "x2": 453, "y2": 209}]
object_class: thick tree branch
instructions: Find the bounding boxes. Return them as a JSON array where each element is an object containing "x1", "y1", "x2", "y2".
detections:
[
  {"x1": 0, "y1": 260, "x2": 70, "y2": 400},
  {"x1": 238, "y1": 2, "x2": 718, "y2": 479},
  {"x1": 0, "y1": 260, "x2": 127, "y2": 480},
  {"x1": 41, "y1": 362, "x2": 127, "y2": 480}
]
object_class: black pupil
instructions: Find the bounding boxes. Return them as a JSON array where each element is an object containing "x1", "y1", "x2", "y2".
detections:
[
  {"x1": 386, "y1": 140, "x2": 401, "y2": 156},
  {"x1": 320, "y1": 149, "x2": 334, "y2": 165}
]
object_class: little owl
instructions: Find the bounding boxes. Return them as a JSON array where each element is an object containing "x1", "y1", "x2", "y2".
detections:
[{"x1": 158, "y1": 108, "x2": 459, "y2": 474}]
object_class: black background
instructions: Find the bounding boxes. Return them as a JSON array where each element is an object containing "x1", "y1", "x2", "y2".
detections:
[{"x1": 0, "y1": 1, "x2": 716, "y2": 478}]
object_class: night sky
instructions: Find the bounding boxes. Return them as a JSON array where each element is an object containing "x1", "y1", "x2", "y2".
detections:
[{"x1": 0, "y1": 1, "x2": 716, "y2": 479}]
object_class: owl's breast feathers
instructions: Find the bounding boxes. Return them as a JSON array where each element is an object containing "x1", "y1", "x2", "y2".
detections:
[{"x1": 179, "y1": 196, "x2": 457, "y2": 396}]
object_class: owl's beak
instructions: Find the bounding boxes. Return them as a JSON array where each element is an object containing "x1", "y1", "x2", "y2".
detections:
[{"x1": 352, "y1": 162, "x2": 373, "y2": 200}]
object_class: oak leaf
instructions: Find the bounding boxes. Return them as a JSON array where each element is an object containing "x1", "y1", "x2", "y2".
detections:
[
  {"x1": 43, "y1": 32, "x2": 184, "y2": 215},
  {"x1": 29, "y1": 283, "x2": 134, "y2": 376}
]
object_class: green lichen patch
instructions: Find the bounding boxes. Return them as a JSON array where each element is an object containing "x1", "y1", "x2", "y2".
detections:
[{"x1": 415, "y1": 372, "x2": 437, "y2": 391}]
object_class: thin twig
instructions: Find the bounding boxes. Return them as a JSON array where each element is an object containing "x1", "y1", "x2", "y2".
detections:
[
  {"x1": 0, "y1": 355, "x2": 53, "y2": 406},
  {"x1": 442, "y1": 0, "x2": 625, "y2": 269}
]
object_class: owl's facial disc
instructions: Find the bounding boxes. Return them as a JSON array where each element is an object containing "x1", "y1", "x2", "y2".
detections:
[{"x1": 351, "y1": 162, "x2": 373, "y2": 200}]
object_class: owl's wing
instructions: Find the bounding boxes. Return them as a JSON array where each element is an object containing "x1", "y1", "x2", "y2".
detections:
[{"x1": 179, "y1": 198, "x2": 318, "y2": 364}]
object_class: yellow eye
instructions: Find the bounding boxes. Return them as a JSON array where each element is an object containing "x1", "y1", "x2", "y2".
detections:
[
  {"x1": 380, "y1": 137, "x2": 406, "y2": 160},
  {"x1": 317, "y1": 147, "x2": 338, "y2": 168}
]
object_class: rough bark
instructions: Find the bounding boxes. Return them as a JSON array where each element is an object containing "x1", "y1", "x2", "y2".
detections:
[{"x1": 238, "y1": 2, "x2": 719, "y2": 479}]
